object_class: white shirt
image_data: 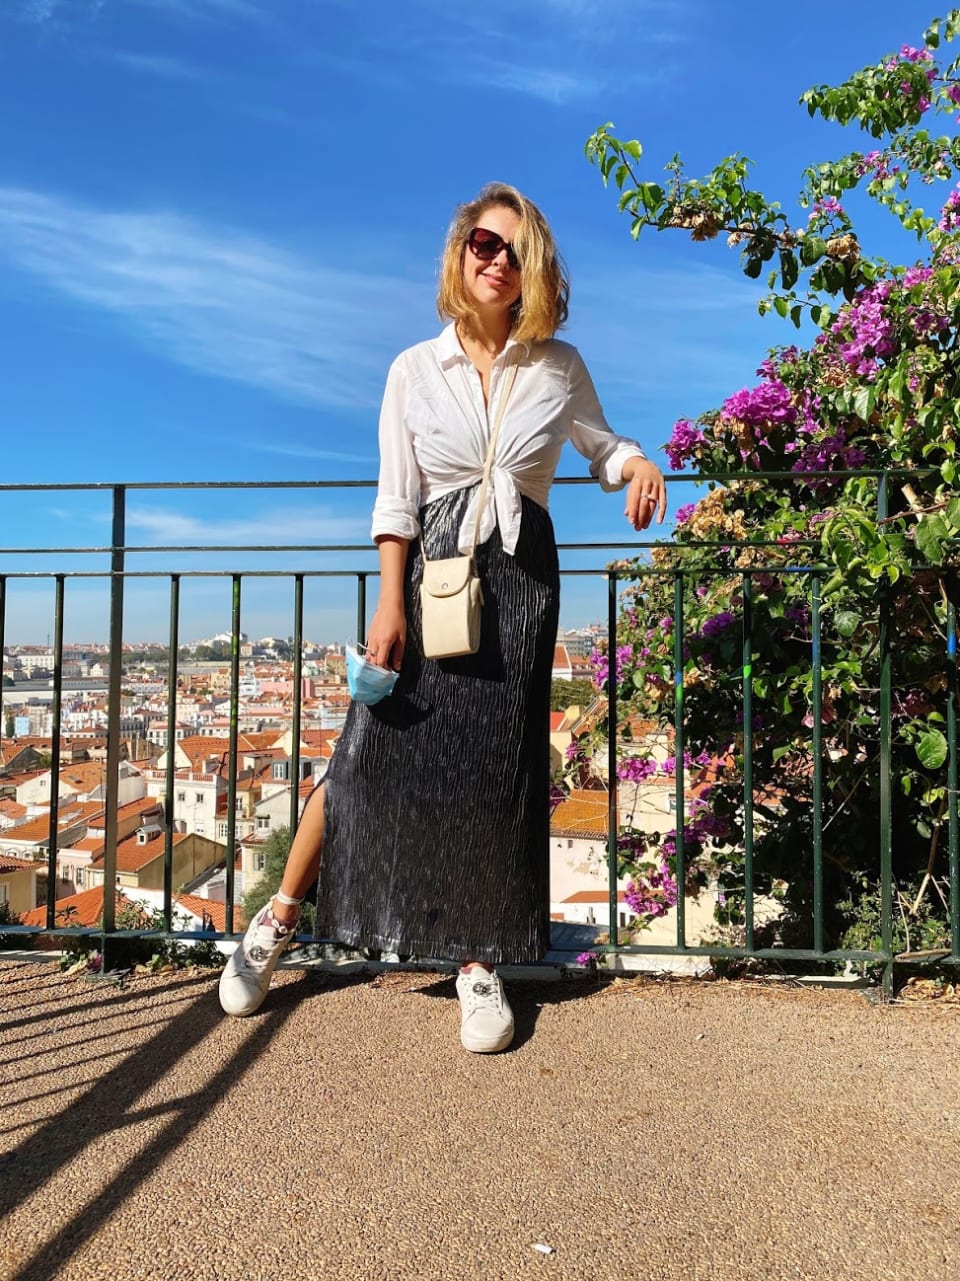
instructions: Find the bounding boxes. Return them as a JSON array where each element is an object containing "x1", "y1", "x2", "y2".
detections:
[{"x1": 370, "y1": 322, "x2": 647, "y2": 556}]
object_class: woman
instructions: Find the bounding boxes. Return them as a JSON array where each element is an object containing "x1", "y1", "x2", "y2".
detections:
[{"x1": 220, "y1": 183, "x2": 666, "y2": 1050}]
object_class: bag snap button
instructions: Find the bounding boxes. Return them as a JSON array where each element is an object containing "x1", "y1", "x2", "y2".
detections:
[{"x1": 441, "y1": 580, "x2": 448, "y2": 589}]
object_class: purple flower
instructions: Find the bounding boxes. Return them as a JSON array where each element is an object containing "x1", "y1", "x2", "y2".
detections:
[
  {"x1": 675, "y1": 502, "x2": 697, "y2": 526},
  {"x1": 722, "y1": 379, "x2": 797, "y2": 432},
  {"x1": 576, "y1": 951, "x2": 600, "y2": 967},
  {"x1": 624, "y1": 861, "x2": 679, "y2": 920},
  {"x1": 809, "y1": 195, "x2": 845, "y2": 222},
  {"x1": 618, "y1": 755, "x2": 658, "y2": 783},
  {"x1": 903, "y1": 265, "x2": 934, "y2": 287},
  {"x1": 939, "y1": 185, "x2": 960, "y2": 233},
  {"x1": 666, "y1": 419, "x2": 706, "y2": 471},
  {"x1": 590, "y1": 644, "x2": 633, "y2": 690},
  {"x1": 701, "y1": 611, "x2": 736, "y2": 639}
]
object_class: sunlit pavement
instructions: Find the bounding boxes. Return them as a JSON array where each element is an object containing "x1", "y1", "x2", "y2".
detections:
[{"x1": 1, "y1": 959, "x2": 958, "y2": 1281}]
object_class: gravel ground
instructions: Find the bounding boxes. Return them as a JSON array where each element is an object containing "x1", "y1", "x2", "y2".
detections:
[{"x1": 0, "y1": 959, "x2": 958, "y2": 1281}]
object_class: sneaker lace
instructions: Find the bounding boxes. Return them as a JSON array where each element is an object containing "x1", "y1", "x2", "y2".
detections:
[
  {"x1": 465, "y1": 977, "x2": 502, "y2": 1014},
  {"x1": 242, "y1": 914, "x2": 293, "y2": 971}
]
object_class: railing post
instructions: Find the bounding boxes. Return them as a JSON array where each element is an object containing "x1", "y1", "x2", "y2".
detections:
[
  {"x1": 946, "y1": 575, "x2": 959, "y2": 966},
  {"x1": 101, "y1": 486, "x2": 126, "y2": 954},
  {"x1": 289, "y1": 575, "x2": 305, "y2": 836},
  {"x1": 225, "y1": 574, "x2": 242, "y2": 935},
  {"x1": 741, "y1": 573, "x2": 754, "y2": 951},
  {"x1": 607, "y1": 570, "x2": 619, "y2": 949},
  {"x1": 45, "y1": 575, "x2": 66, "y2": 928},
  {"x1": 877, "y1": 476, "x2": 894, "y2": 996},
  {"x1": 673, "y1": 571, "x2": 686, "y2": 948},
  {"x1": 811, "y1": 572, "x2": 824, "y2": 954},
  {"x1": 356, "y1": 573, "x2": 368, "y2": 646},
  {"x1": 162, "y1": 575, "x2": 181, "y2": 933}
]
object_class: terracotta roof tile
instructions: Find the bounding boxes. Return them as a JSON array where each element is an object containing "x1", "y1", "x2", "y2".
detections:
[
  {"x1": 1, "y1": 801, "x2": 104, "y2": 847},
  {"x1": 562, "y1": 890, "x2": 628, "y2": 904},
  {"x1": 172, "y1": 894, "x2": 236, "y2": 932},
  {"x1": 21, "y1": 887, "x2": 134, "y2": 929},
  {"x1": 89, "y1": 830, "x2": 188, "y2": 874},
  {"x1": 0, "y1": 854, "x2": 38, "y2": 874},
  {"x1": 550, "y1": 789, "x2": 612, "y2": 839},
  {"x1": 87, "y1": 797, "x2": 162, "y2": 829}
]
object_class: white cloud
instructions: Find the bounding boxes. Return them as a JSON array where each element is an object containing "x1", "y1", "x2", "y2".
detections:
[
  {"x1": 126, "y1": 0, "x2": 265, "y2": 19},
  {"x1": 0, "y1": 187, "x2": 434, "y2": 409},
  {"x1": 245, "y1": 443, "x2": 378, "y2": 465},
  {"x1": 569, "y1": 256, "x2": 768, "y2": 399},
  {"x1": 17, "y1": 0, "x2": 65, "y2": 20},
  {"x1": 105, "y1": 50, "x2": 208, "y2": 79},
  {"x1": 468, "y1": 58, "x2": 603, "y2": 104},
  {"x1": 10, "y1": 0, "x2": 265, "y2": 28},
  {"x1": 310, "y1": 0, "x2": 687, "y2": 102},
  {"x1": 123, "y1": 505, "x2": 369, "y2": 546}
]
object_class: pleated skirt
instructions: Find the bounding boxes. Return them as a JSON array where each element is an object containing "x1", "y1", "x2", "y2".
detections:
[{"x1": 313, "y1": 485, "x2": 560, "y2": 964}]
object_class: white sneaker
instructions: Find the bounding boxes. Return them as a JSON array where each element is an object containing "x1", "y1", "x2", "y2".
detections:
[
  {"x1": 455, "y1": 967, "x2": 514, "y2": 1053},
  {"x1": 218, "y1": 902, "x2": 297, "y2": 1017}
]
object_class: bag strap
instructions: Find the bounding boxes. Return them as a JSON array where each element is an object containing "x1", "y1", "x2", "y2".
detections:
[{"x1": 420, "y1": 350, "x2": 519, "y2": 562}]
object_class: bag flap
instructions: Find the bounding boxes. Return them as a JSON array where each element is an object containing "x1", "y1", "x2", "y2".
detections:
[{"x1": 421, "y1": 555, "x2": 474, "y2": 598}]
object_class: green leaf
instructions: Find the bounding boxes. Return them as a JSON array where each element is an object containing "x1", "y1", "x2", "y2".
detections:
[
  {"x1": 772, "y1": 745, "x2": 792, "y2": 763},
  {"x1": 800, "y1": 235, "x2": 826, "y2": 266},
  {"x1": 915, "y1": 513, "x2": 950, "y2": 564},
  {"x1": 852, "y1": 385, "x2": 877, "y2": 422},
  {"x1": 773, "y1": 296, "x2": 789, "y2": 318},
  {"x1": 834, "y1": 609, "x2": 861, "y2": 638},
  {"x1": 780, "y1": 250, "x2": 799, "y2": 290},
  {"x1": 917, "y1": 728, "x2": 948, "y2": 771}
]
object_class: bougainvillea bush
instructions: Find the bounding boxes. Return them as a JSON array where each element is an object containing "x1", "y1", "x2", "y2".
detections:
[{"x1": 583, "y1": 12, "x2": 960, "y2": 965}]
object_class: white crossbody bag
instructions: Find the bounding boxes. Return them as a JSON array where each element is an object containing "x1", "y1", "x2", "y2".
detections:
[{"x1": 419, "y1": 358, "x2": 519, "y2": 660}]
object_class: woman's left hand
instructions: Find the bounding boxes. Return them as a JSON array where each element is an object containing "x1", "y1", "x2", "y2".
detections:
[{"x1": 623, "y1": 459, "x2": 667, "y2": 530}]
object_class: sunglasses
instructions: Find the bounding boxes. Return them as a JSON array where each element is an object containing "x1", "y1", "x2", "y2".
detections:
[{"x1": 467, "y1": 227, "x2": 520, "y2": 272}]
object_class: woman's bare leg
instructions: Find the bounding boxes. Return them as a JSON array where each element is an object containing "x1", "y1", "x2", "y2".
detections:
[{"x1": 270, "y1": 784, "x2": 325, "y2": 927}]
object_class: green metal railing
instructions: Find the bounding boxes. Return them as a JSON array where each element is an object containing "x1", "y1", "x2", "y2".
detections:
[{"x1": 1, "y1": 474, "x2": 958, "y2": 991}]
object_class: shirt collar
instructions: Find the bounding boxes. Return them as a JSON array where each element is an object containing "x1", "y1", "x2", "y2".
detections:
[{"x1": 436, "y1": 322, "x2": 529, "y2": 370}]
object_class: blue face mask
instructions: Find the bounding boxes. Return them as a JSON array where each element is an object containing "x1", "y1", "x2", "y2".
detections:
[{"x1": 345, "y1": 644, "x2": 399, "y2": 706}]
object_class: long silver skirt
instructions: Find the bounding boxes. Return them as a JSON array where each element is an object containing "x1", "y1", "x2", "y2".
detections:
[{"x1": 312, "y1": 486, "x2": 559, "y2": 964}]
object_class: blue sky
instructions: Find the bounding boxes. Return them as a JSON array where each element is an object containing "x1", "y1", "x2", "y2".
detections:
[{"x1": 0, "y1": 0, "x2": 942, "y2": 644}]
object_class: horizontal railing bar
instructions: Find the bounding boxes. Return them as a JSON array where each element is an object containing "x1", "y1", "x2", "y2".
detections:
[
  {"x1": 2, "y1": 920, "x2": 892, "y2": 964},
  {"x1": 12, "y1": 562, "x2": 951, "y2": 582},
  {"x1": 0, "y1": 538, "x2": 829, "y2": 556},
  {"x1": 585, "y1": 945, "x2": 892, "y2": 961},
  {"x1": 0, "y1": 467, "x2": 937, "y2": 495}
]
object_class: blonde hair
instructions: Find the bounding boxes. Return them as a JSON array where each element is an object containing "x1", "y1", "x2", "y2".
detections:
[{"x1": 436, "y1": 182, "x2": 569, "y2": 344}]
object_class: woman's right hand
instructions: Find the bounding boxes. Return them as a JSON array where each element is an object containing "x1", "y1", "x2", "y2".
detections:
[{"x1": 366, "y1": 602, "x2": 406, "y2": 672}]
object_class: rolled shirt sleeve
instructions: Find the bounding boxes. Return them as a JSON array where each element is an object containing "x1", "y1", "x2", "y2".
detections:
[
  {"x1": 370, "y1": 357, "x2": 422, "y2": 544},
  {"x1": 566, "y1": 348, "x2": 646, "y2": 490}
]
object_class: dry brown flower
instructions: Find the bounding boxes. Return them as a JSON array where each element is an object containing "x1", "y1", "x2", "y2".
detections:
[
  {"x1": 825, "y1": 234, "x2": 860, "y2": 263},
  {"x1": 689, "y1": 211, "x2": 721, "y2": 242}
]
